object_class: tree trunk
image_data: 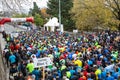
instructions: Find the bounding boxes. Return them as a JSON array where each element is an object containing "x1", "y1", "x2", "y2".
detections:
[
  {"x1": 118, "y1": 11, "x2": 120, "y2": 31},
  {"x1": 118, "y1": 23, "x2": 120, "y2": 31}
]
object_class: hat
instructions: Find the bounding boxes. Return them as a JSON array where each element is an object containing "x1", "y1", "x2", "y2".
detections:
[
  {"x1": 93, "y1": 65, "x2": 97, "y2": 67},
  {"x1": 100, "y1": 56, "x2": 103, "y2": 58},
  {"x1": 4, "y1": 49, "x2": 9, "y2": 53},
  {"x1": 27, "y1": 47, "x2": 32, "y2": 50}
]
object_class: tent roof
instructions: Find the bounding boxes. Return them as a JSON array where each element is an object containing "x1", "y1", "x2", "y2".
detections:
[
  {"x1": 44, "y1": 18, "x2": 52, "y2": 26},
  {"x1": 44, "y1": 17, "x2": 60, "y2": 27}
]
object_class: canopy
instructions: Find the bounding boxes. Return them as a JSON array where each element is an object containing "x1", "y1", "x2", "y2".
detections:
[
  {"x1": 44, "y1": 17, "x2": 63, "y2": 32},
  {"x1": 44, "y1": 17, "x2": 60, "y2": 27},
  {"x1": 44, "y1": 18, "x2": 52, "y2": 27}
]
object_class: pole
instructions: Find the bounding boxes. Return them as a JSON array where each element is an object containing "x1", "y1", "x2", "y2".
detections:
[
  {"x1": 42, "y1": 67, "x2": 45, "y2": 80},
  {"x1": 59, "y1": 0, "x2": 61, "y2": 28}
]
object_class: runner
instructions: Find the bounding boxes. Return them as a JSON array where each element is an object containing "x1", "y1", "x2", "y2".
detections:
[{"x1": 3, "y1": 30, "x2": 120, "y2": 80}]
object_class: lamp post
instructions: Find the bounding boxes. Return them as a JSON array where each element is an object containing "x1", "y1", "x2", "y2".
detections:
[{"x1": 59, "y1": 0, "x2": 61, "y2": 28}]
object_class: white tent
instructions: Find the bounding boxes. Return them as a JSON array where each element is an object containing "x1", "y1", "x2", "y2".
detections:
[
  {"x1": 44, "y1": 18, "x2": 52, "y2": 27},
  {"x1": 51, "y1": 17, "x2": 59, "y2": 26},
  {"x1": 44, "y1": 17, "x2": 64, "y2": 32}
]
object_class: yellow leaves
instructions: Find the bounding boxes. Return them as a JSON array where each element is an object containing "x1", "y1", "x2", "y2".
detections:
[
  {"x1": 71, "y1": 0, "x2": 114, "y2": 30},
  {"x1": 40, "y1": 8, "x2": 49, "y2": 18},
  {"x1": 111, "y1": 26, "x2": 118, "y2": 31},
  {"x1": 110, "y1": 19, "x2": 120, "y2": 26}
]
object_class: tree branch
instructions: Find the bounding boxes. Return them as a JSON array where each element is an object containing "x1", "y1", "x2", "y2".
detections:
[{"x1": 113, "y1": 0, "x2": 120, "y2": 11}]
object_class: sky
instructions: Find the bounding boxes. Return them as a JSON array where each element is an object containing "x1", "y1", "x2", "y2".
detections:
[
  {"x1": 22, "y1": 0, "x2": 48, "y2": 12},
  {"x1": 28, "y1": 0, "x2": 48, "y2": 8},
  {"x1": 0, "y1": 0, "x2": 48, "y2": 13}
]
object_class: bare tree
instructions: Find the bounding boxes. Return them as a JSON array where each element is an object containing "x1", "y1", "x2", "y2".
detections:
[
  {"x1": 0, "y1": 0, "x2": 30, "y2": 14},
  {"x1": 105, "y1": 0, "x2": 120, "y2": 30}
]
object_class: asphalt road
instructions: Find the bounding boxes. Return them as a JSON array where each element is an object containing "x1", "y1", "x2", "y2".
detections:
[{"x1": 4, "y1": 24, "x2": 26, "y2": 33}]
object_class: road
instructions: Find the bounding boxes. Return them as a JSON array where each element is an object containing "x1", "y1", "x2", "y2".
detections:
[
  {"x1": 0, "y1": 24, "x2": 27, "y2": 80},
  {"x1": 4, "y1": 24, "x2": 26, "y2": 33}
]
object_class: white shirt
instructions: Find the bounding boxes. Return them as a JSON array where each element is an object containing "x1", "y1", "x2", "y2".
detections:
[{"x1": 31, "y1": 54, "x2": 37, "y2": 63}]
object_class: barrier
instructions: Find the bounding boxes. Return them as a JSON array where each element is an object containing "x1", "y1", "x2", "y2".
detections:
[{"x1": 0, "y1": 17, "x2": 34, "y2": 32}]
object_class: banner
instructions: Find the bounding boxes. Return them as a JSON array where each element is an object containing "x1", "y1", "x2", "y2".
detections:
[{"x1": 34, "y1": 57, "x2": 53, "y2": 68}]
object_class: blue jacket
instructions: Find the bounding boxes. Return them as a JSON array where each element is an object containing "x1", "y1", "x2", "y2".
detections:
[
  {"x1": 32, "y1": 70, "x2": 41, "y2": 80},
  {"x1": 9, "y1": 54, "x2": 16, "y2": 64}
]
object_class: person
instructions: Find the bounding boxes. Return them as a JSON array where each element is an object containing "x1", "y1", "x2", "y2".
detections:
[
  {"x1": 26, "y1": 73, "x2": 35, "y2": 80},
  {"x1": 2, "y1": 30, "x2": 120, "y2": 80},
  {"x1": 4, "y1": 49, "x2": 10, "y2": 67},
  {"x1": 32, "y1": 68, "x2": 41, "y2": 80},
  {"x1": 9, "y1": 65, "x2": 18, "y2": 80},
  {"x1": 79, "y1": 73, "x2": 87, "y2": 80},
  {"x1": 74, "y1": 58, "x2": 82, "y2": 67},
  {"x1": 62, "y1": 74, "x2": 69, "y2": 80},
  {"x1": 46, "y1": 71, "x2": 54, "y2": 80},
  {"x1": 9, "y1": 53, "x2": 16, "y2": 65},
  {"x1": 2, "y1": 31, "x2": 7, "y2": 39},
  {"x1": 15, "y1": 72, "x2": 25, "y2": 80},
  {"x1": 26, "y1": 60, "x2": 34, "y2": 73},
  {"x1": 106, "y1": 72, "x2": 114, "y2": 80},
  {"x1": 17, "y1": 61, "x2": 27, "y2": 76},
  {"x1": 87, "y1": 74, "x2": 93, "y2": 80}
]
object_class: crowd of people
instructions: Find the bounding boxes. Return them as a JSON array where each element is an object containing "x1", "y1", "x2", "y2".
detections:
[{"x1": 2, "y1": 30, "x2": 120, "y2": 80}]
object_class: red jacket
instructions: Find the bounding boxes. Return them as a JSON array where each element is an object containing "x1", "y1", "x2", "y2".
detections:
[{"x1": 10, "y1": 44, "x2": 15, "y2": 52}]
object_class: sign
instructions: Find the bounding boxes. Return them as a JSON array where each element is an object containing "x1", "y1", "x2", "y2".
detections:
[
  {"x1": 34, "y1": 57, "x2": 53, "y2": 68},
  {"x1": 11, "y1": 32, "x2": 19, "y2": 37},
  {"x1": 73, "y1": 30, "x2": 78, "y2": 33},
  {"x1": 11, "y1": 18, "x2": 26, "y2": 22}
]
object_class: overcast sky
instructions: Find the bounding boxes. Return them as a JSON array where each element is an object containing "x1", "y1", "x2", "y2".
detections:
[
  {"x1": 0, "y1": 0, "x2": 48, "y2": 13},
  {"x1": 28, "y1": 0, "x2": 48, "y2": 8},
  {"x1": 23, "y1": 0, "x2": 48, "y2": 12}
]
